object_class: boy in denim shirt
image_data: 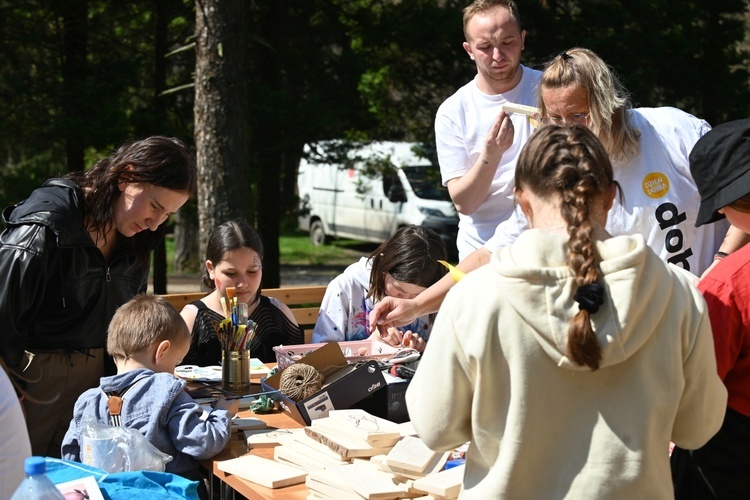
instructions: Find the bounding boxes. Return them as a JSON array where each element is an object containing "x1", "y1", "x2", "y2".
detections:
[{"x1": 61, "y1": 295, "x2": 238, "y2": 482}]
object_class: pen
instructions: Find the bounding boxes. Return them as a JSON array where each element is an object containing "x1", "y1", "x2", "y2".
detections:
[{"x1": 223, "y1": 389, "x2": 280, "y2": 400}]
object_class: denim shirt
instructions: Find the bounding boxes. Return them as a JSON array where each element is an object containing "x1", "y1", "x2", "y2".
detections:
[{"x1": 61, "y1": 368, "x2": 231, "y2": 479}]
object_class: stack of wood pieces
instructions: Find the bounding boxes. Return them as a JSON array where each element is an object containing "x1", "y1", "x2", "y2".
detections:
[{"x1": 225, "y1": 409, "x2": 465, "y2": 496}]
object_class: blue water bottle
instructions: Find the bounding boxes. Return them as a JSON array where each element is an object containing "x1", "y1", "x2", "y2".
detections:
[{"x1": 9, "y1": 456, "x2": 65, "y2": 500}]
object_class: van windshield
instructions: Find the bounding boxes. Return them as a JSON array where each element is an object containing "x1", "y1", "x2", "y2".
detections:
[{"x1": 403, "y1": 166, "x2": 451, "y2": 201}]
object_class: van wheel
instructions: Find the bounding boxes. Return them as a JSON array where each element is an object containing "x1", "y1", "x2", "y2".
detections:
[{"x1": 310, "y1": 221, "x2": 328, "y2": 246}]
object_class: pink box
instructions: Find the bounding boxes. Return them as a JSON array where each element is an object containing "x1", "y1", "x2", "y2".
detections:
[{"x1": 273, "y1": 339, "x2": 399, "y2": 370}]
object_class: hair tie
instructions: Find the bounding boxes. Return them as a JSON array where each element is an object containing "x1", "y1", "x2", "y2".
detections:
[
  {"x1": 560, "y1": 51, "x2": 572, "y2": 61},
  {"x1": 574, "y1": 282, "x2": 605, "y2": 314}
]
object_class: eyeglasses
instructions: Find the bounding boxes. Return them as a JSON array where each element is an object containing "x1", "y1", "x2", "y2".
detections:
[{"x1": 541, "y1": 113, "x2": 589, "y2": 125}]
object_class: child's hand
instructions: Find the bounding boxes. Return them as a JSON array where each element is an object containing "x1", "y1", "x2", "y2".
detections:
[
  {"x1": 214, "y1": 396, "x2": 240, "y2": 417},
  {"x1": 402, "y1": 331, "x2": 426, "y2": 353},
  {"x1": 371, "y1": 326, "x2": 404, "y2": 346}
]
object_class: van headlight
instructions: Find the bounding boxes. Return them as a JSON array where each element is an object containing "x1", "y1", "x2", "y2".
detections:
[{"x1": 418, "y1": 207, "x2": 445, "y2": 217}]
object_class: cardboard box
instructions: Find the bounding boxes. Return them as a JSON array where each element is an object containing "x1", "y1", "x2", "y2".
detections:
[{"x1": 262, "y1": 342, "x2": 387, "y2": 426}]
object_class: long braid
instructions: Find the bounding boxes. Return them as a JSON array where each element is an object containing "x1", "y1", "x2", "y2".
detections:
[
  {"x1": 559, "y1": 140, "x2": 604, "y2": 370},
  {"x1": 515, "y1": 125, "x2": 613, "y2": 370}
]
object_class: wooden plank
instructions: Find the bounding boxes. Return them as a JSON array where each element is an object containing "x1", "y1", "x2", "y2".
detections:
[
  {"x1": 385, "y1": 436, "x2": 442, "y2": 473},
  {"x1": 158, "y1": 285, "x2": 326, "y2": 319},
  {"x1": 323, "y1": 410, "x2": 402, "y2": 447},
  {"x1": 307, "y1": 463, "x2": 407, "y2": 500},
  {"x1": 290, "y1": 308, "x2": 320, "y2": 325},
  {"x1": 265, "y1": 286, "x2": 328, "y2": 305},
  {"x1": 412, "y1": 464, "x2": 465, "y2": 498},
  {"x1": 216, "y1": 455, "x2": 307, "y2": 489},
  {"x1": 162, "y1": 292, "x2": 206, "y2": 311},
  {"x1": 304, "y1": 426, "x2": 393, "y2": 458}
]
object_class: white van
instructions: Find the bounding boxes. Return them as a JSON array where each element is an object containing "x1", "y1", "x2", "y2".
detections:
[{"x1": 297, "y1": 141, "x2": 458, "y2": 257}]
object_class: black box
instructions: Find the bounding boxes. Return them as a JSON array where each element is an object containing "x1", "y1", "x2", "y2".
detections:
[{"x1": 354, "y1": 371, "x2": 410, "y2": 423}]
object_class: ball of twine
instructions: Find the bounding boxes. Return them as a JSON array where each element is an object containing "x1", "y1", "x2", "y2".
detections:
[{"x1": 279, "y1": 363, "x2": 323, "y2": 402}]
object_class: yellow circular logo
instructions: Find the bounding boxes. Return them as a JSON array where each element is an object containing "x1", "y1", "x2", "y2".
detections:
[{"x1": 642, "y1": 172, "x2": 669, "y2": 199}]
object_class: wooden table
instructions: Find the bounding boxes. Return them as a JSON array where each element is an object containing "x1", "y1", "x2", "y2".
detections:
[
  {"x1": 197, "y1": 367, "x2": 309, "y2": 499},
  {"x1": 208, "y1": 409, "x2": 307, "y2": 500}
]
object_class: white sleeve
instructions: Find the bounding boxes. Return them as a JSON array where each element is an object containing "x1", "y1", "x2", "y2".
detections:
[
  {"x1": 483, "y1": 204, "x2": 529, "y2": 253},
  {"x1": 311, "y1": 275, "x2": 352, "y2": 343},
  {"x1": 435, "y1": 106, "x2": 471, "y2": 186},
  {"x1": 406, "y1": 290, "x2": 473, "y2": 451}
]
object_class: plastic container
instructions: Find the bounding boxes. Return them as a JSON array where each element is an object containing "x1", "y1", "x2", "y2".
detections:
[
  {"x1": 273, "y1": 339, "x2": 399, "y2": 370},
  {"x1": 10, "y1": 456, "x2": 65, "y2": 499}
]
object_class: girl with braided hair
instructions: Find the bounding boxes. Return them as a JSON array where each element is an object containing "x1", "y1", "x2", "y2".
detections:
[{"x1": 406, "y1": 124, "x2": 726, "y2": 498}]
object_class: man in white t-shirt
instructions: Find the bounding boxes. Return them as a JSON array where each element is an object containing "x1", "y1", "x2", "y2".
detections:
[{"x1": 437, "y1": 0, "x2": 541, "y2": 260}]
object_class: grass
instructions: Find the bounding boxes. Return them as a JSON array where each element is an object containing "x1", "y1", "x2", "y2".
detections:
[{"x1": 279, "y1": 230, "x2": 379, "y2": 266}]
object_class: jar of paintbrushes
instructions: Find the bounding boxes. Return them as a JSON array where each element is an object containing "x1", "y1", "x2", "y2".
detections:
[{"x1": 216, "y1": 287, "x2": 257, "y2": 392}]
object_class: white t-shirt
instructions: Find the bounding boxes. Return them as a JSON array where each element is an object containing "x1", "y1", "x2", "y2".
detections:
[
  {"x1": 435, "y1": 65, "x2": 542, "y2": 261},
  {"x1": 485, "y1": 107, "x2": 728, "y2": 277}
]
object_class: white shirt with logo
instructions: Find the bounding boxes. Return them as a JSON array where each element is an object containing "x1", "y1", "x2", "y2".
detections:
[
  {"x1": 485, "y1": 107, "x2": 728, "y2": 277},
  {"x1": 436, "y1": 66, "x2": 542, "y2": 261}
]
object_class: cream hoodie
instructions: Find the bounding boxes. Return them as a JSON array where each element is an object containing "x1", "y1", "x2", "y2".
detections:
[{"x1": 407, "y1": 230, "x2": 727, "y2": 499}]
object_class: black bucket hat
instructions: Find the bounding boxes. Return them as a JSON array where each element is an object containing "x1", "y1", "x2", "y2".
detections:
[{"x1": 691, "y1": 118, "x2": 750, "y2": 227}]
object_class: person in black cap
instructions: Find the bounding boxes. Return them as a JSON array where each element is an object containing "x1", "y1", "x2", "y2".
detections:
[{"x1": 670, "y1": 118, "x2": 750, "y2": 499}]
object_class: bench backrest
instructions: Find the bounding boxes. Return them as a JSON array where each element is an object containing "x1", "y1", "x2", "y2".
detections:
[{"x1": 159, "y1": 285, "x2": 327, "y2": 344}]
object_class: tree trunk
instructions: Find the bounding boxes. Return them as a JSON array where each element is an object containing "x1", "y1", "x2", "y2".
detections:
[
  {"x1": 256, "y1": 145, "x2": 281, "y2": 288},
  {"x1": 151, "y1": 0, "x2": 170, "y2": 294},
  {"x1": 174, "y1": 201, "x2": 200, "y2": 273},
  {"x1": 194, "y1": 0, "x2": 250, "y2": 259}
]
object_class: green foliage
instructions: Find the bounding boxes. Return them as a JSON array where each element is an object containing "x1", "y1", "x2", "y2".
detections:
[
  {"x1": 523, "y1": 0, "x2": 750, "y2": 124},
  {"x1": 1, "y1": 0, "x2": 750, "y2": 252},
  {"x1": 0, "y1": 0, "x2": 195, "y2": 200},
  {"x1": 280, "y1": 230, "x2": 378, "y2": 267}
]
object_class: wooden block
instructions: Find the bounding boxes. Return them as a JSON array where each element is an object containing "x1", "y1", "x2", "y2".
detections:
[
  {"x1": 501, "y1": 102, "x2": 541, "y2": 117},
  {"x1": 304, "y1": 426, "x2": 392, "y2": 458},
  {"x1": 216, "y1": 455, "x2": 307, "y2": 489},
  {"x1": 311, "y1": 417, "x2": 400, "y2": 448},
  {"x1": 384, "y1": 451, "x2": 449, "y2": 480},
  {"x1": 274, "y1": 445, "x2": 330, "y2": 472},
  {"x1": 244, "y1": 427, "x2": 303, "y2": 449},
  {"x1": 277, "y1": 430, "x2": 348, "y2": 461},
  {"x1": 305, "y1": 474, "x2": 362, "y2": 500},
  {"x1": 412, "y1": 464, "x2": 465, "y2": 498},
  {"x1": 385, "y1": 435, "x2": 440, "y2": 473},
  {"x1": 325, "y1": 409, "x2": 402, "y2": 447},
  {"x1": 274, "y1": 440, "x2": 349, "y2": 469},
  {"x1": 307, "y1": 463, "x2": 406, "y2": 500}
]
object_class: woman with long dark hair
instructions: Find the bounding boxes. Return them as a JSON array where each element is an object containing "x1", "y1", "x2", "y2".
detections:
[{"x1": 0, "y1": 136, "x2": 197, "y2": 457}]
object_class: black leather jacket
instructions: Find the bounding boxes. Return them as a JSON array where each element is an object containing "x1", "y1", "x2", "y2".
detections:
[{"x1": 0, "y1": 179, "x2": 163, "y2": 370}]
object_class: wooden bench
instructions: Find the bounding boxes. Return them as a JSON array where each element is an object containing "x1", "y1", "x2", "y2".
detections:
[{"x1": 159, "y1": 285, "x2": 327, "y2": 344}]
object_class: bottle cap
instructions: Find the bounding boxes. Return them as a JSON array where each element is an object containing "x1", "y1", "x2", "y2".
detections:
[{"x1": 24, "y1": 456, "x2": 46, "y2": 475}]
